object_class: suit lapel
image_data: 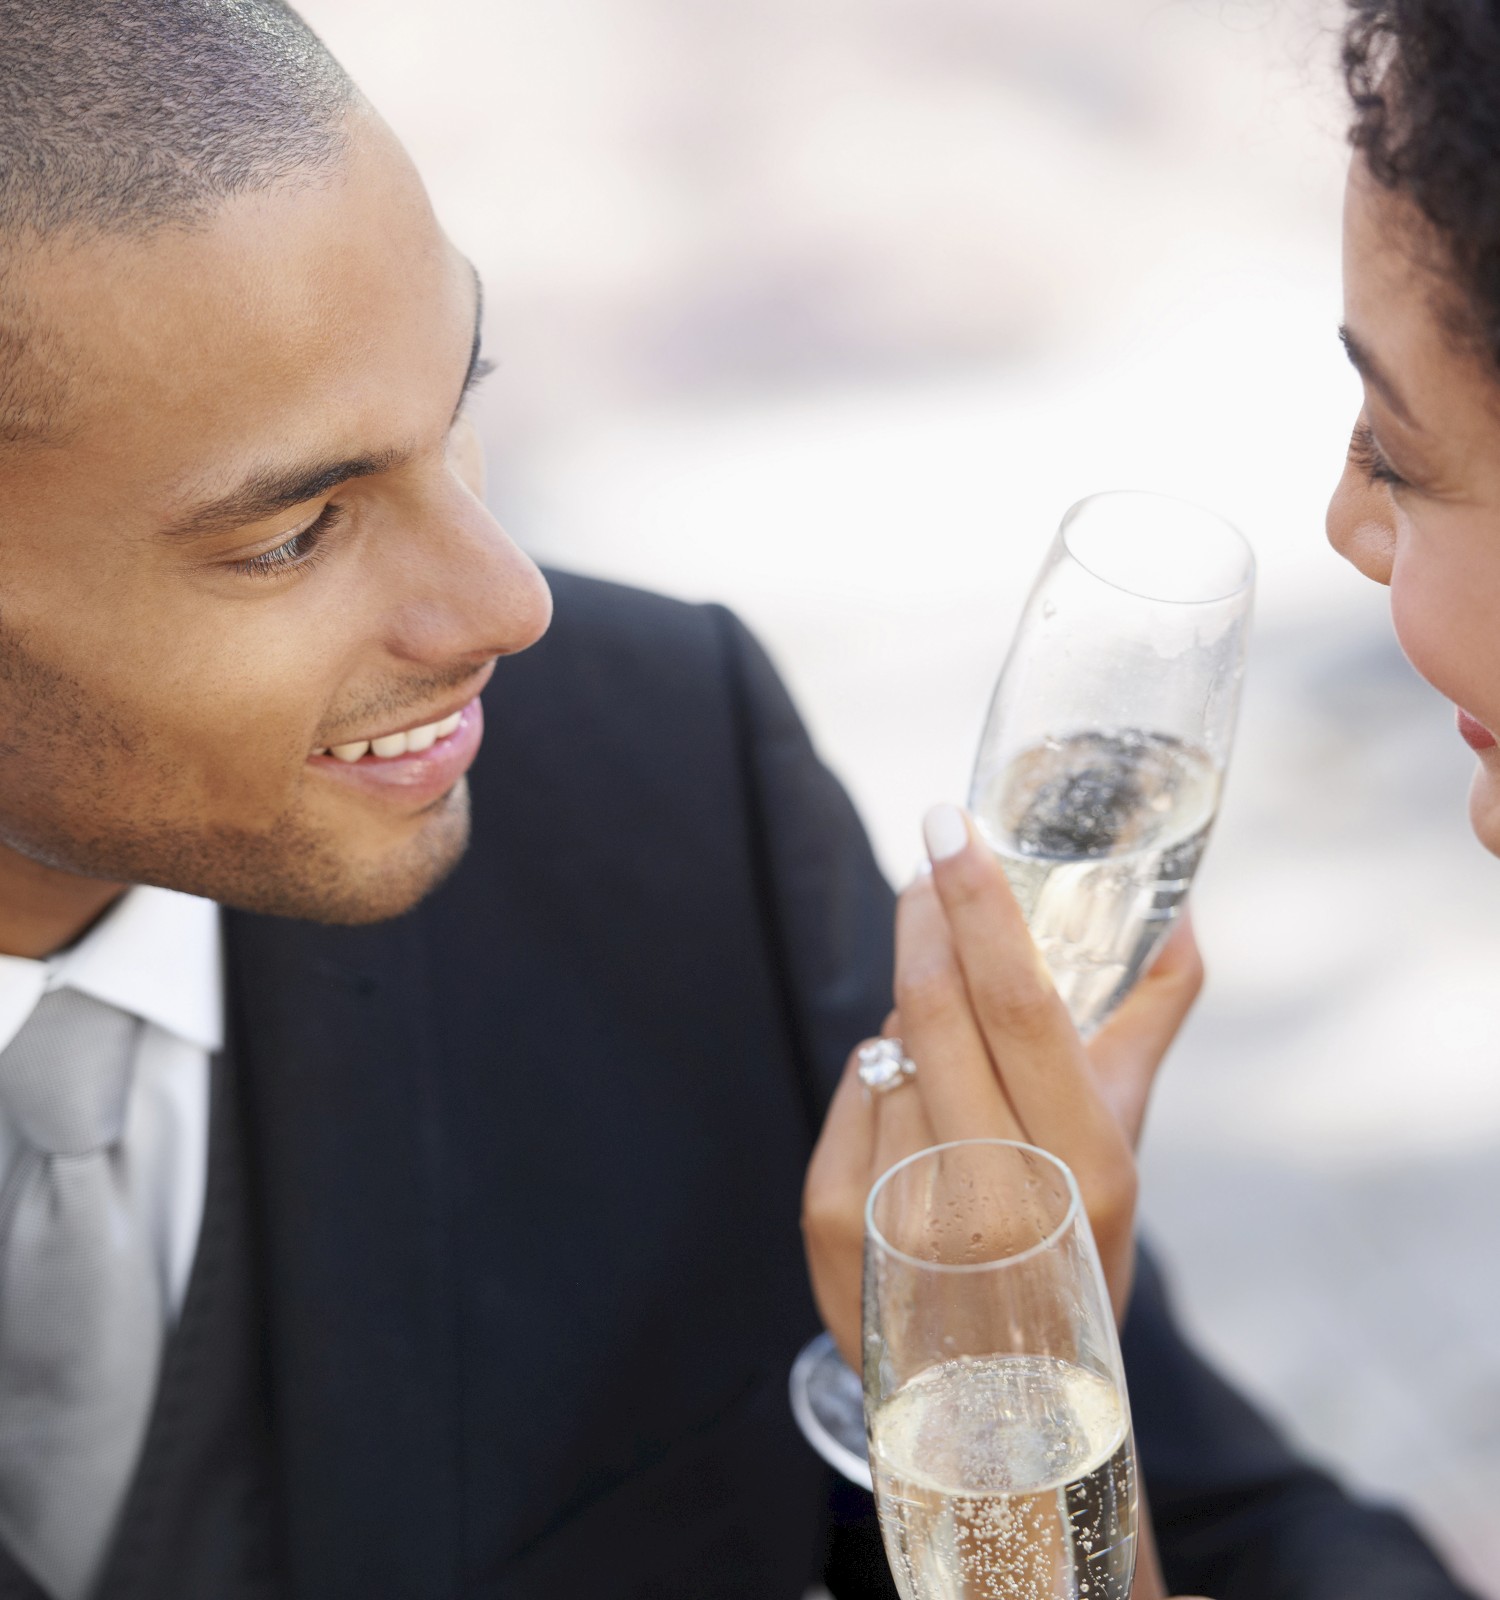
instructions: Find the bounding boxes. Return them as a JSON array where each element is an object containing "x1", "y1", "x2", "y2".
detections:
[{"x1": 223, "y1": 906, "x2": 459, "y2": 1599}]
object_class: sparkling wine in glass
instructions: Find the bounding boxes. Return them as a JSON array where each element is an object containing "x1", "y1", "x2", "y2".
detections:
[
  {"x1": 790, "y1": 491, "x2": 1253, "y2": 1491},
  {"x1": 969, "y1": 491, "x2": 1254, "y2": 1037},
  {"x1": 865, "y1": 1139, "x2": 1136, "y2": 1600}
]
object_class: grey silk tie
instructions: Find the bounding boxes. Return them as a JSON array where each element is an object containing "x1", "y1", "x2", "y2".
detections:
[{"x1": 0, "y1": 988, "x2": 158, "y2": 1600}]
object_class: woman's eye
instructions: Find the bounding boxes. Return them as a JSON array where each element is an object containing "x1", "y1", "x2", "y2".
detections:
[
  {"x1": 229, "y1": 504, "x2": 344, "y2": 579},
  {"x1": 1348, "y1": 422, "x2": 1408, "y2": 489}
]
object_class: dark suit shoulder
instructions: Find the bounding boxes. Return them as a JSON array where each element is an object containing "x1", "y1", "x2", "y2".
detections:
[
  {"x1": 465, "y1": 567, "x2": 892, "y2": 1120},
  {"x1": 464, "y1": 567, "x2": 754, "y2": 802},
  {"x1": 1130, "y1": 1251, "x2": 1477, "y2": 1600},
  {"x1": 538, "y1": 566, "x2": 718, "y2": 651},
  {"x1": 515, "y1": 565, "x2": 728, "y2": 693}
]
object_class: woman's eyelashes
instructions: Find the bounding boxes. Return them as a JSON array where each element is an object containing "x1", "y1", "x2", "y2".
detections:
[
  {"x1": 228, "y1": 503, "x2": 345, "y2": 580},
  {"x1": 1349, "y1": 420, "x2": 1409, "y2": 489}
]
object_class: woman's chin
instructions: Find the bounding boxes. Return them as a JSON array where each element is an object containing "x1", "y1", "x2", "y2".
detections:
[{"x1": 1468, "y1": 761, "x2": 1500, "y2": 855}]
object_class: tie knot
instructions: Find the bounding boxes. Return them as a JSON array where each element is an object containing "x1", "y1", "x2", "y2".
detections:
[{"x1": 0, "y1": 988, "x2": 141, "y2": 1156}]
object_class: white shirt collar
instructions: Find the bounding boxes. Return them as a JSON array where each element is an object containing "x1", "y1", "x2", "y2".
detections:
[{"x1": 0, "y1": 886, "x2": 222, "y2": 1056}]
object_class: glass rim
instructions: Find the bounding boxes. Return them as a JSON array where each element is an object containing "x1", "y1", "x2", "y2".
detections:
[
  {"x1": 864, "y1": 1138, "x2": 1083, "y2": 1276},
  {"x1": 1060, "y1": 488, "x2": 1255, "y2": 606}
]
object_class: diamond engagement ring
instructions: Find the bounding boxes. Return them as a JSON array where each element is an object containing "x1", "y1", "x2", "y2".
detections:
[{"x1": 856, "y1": 1037, "x2": 917, "y2": 1094}]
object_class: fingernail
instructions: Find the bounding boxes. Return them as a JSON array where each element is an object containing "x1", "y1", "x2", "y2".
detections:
[{"x1": 922, "y1": 803, "x2": 969, "y2": 863}]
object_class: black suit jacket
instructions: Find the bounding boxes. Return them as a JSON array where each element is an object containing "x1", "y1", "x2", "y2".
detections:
[{"x1": 220, "y1": 571, "x2": 1470, "y2": 1599}]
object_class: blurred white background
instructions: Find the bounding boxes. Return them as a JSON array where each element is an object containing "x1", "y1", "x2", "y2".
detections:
[{"x1": 300, "y1": 0, "x2": 1498, "y2": 1587}]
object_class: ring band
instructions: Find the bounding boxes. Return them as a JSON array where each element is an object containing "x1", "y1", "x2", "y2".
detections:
[{"x1": 857, "y1": 1037, "x2": 917, "y2": 1094}]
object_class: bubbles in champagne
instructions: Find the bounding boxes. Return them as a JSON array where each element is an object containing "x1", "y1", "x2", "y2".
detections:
[
  {"x1": 870, "y1": 1355, "x2": 1136, "y2": 1600},
  {"x1": 975, "y1": 730, "x2": 1219, "y2": 1035}
]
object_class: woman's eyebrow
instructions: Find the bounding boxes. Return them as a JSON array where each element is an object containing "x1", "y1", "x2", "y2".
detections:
[{"x1": 1339, "y1": 323, "x2": 1419, "y2": 429}]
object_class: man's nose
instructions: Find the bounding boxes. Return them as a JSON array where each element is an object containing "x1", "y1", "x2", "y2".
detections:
[{"x1": 380, "y1": 472, "x2": 553, "y2": 669}]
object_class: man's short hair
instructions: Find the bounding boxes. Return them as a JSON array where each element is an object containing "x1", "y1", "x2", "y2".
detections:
[{"x1": 0, "y1": 0, "x2": 357, "y2": 447}]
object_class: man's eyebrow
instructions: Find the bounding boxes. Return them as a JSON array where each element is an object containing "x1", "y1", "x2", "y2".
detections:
[
  {"x1": 159, "y1": 449, "x2": 408, "y2": 541},
  {"x1": 1339, "y1": 324, "x2": 1418, "y2": 429},
  {"x1": 161, "y1": 268, "x2": 489, "y2": 542}
]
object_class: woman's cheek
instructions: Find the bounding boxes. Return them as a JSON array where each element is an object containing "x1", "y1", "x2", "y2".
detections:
[
  {"x1": 1468, "y1": 763, "x2": 1500, "y2": 857},
  {"x1": 1385, "y1": 546, "x2": 1439, "y2": 683},
  {"x1": 1396, "y1": 534, "x2": 1500, "y2": 721}
]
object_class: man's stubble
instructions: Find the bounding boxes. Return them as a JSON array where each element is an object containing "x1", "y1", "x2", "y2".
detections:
[{"x1": 0, "y1": 619, "x2": 473, "y2": 925}]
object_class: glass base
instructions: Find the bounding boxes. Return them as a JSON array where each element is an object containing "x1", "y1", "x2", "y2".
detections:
[{"x1": 788, "y1": 1331, "x2": 873, "y2": 1491}]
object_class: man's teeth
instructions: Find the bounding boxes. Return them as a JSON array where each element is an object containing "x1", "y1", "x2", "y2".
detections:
[{"x1": 322, "y1": 710, "x2": 463, "y2": 763}]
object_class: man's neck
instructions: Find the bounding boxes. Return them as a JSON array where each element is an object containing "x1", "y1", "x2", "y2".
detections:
[{"x1": 0, "y1": 844, "x2": 129, "y2": 959}]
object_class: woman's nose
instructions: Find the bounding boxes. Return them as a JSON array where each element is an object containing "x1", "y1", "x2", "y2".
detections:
[{"x1": 1327, "y1": 453, "x2": 1396, "y2": 587}]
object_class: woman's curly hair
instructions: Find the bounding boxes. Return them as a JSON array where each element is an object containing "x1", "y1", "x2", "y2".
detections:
[{"x1": 1345, "y1": 0, "x2": 1500, "y2": 366}]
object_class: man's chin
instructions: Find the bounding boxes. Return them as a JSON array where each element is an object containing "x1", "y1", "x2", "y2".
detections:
[
  {"x1": 0, "y1": 780, "x2": 473, "y2": 927},
  {"x1": 180, "y1": 782, "x2": 473, "y2": 926},
  {"x1": 277, "y1": 785, "x2": 473, "y2": 925}
]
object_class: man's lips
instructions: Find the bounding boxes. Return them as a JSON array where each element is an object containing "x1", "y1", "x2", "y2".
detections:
[
  {"x1": 1457, "y1": 707, "x2": 1498, "y2": 752},
  {"x1": 306, "y1": 697, "x2": 485, "y2": 804}
]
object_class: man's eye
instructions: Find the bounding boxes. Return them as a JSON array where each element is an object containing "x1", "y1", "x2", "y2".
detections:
[
  {"x1": 1348, "y1": 422, "x2": 1408, "y2": 489},
  {"x1": 229, "y1": 504, "x2": 344, "y2": 579}
]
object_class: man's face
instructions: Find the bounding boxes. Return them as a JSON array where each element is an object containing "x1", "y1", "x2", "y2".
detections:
[
  {"x1": 1328, "y1": 158, "x2": 1500, "y2": 854},
  {"x1": 0, "y1": 112, "x2": 551, "y2": 923}
]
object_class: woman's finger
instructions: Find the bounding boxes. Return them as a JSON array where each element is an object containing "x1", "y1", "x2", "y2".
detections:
[
  {"x1": 920, "y1": 804, "x2": 1123, "y2": 1164},
  {"x1": 1087, "y1": 912, "x2": 1205, "y2": 1146},
  {"x1": 920, "y1": 804, "x2": 1142, "y2": 1313},
  {"x1": 857, "y1": 1006, "x2": 934, "y2": 1188},
  {"x1": 802, "y1": 1042, "x2": 881, "y2": 1364},
  {"x1": 868, "y1": 1058, "x2": 939, "y2": 1187},
  {"x1": 806, "y1": 1041, "x2": 877, "y2": 1211},
  {"x1": 893, "y1": 875, "x2": 1024, "y2": 1147}
]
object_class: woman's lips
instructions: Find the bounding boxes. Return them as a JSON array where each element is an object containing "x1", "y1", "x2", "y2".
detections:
[
  {"x1": 307, "y1": 697, "x2": 485, "y2": 806},
  {"x1": 1457, "y1": 707, "x2": 1497, "y2": 752}
]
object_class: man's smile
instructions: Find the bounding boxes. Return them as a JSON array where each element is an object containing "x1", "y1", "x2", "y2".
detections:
[
  {"x1": 306, "y1": 696, "x2": 487, "y2": 803},
  {"x1": 316, "y1": 707, "x2": 466, "y2": 763},
  {"x1": 310, "y1": 660, "x2": 497, "y2": 764}
]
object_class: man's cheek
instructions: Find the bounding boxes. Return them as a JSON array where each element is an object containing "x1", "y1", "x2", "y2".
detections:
[
  {"x1": 139, "y1": 687, "x2": 301, "y2": 803},
  {"x1": 192, "y1": 723, "x2": 304, "y2": 802}
]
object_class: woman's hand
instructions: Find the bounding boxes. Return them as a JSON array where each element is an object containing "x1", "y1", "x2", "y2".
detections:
[{"x1": 803, "y1": 803, "x2": 1203, "y2": 1368}]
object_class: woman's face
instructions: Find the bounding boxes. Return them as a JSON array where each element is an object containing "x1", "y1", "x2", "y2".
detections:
[{"x1": 1329, "y1": 158, "x2": 1500, "y2": 854}]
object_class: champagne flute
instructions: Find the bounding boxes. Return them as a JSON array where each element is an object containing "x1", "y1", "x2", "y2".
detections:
[
  {"x1": 791, "y1": 490, "x2": 1254, "y2": 1485},
  {"x1": 969, "y1": 490, "x2": 1254, "y2": 1036},
  {"x1": 865, "y1": 1139, "x2": 1136, "y2": 1600}
]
